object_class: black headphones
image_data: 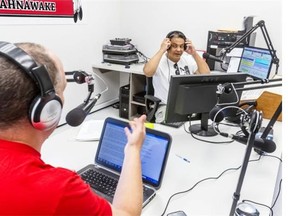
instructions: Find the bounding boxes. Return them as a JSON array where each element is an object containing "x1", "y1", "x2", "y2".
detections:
[
  {"x1": 0, "y1": 41, "x2": 63, "y2": 131},
  {"x1": 166, "y1": 30, "x2": 187, "y2": 50}
]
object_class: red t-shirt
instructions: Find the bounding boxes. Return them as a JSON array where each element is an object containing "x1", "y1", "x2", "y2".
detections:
[{"x1": 0, "y1": 139, "x2": 112, "y2": 215}]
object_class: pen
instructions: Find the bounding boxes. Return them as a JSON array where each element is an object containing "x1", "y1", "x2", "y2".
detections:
[{"x1": 176, "y1": 154, "x2": 190, "y2": 163}]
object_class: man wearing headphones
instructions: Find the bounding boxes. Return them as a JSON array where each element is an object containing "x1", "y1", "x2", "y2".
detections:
[
  {"x1": 0, "y1": 42, "x2": 146, "y2": 215},
  {"x1": 143, "y1": 31, "x2": 210, "y2": 122}
]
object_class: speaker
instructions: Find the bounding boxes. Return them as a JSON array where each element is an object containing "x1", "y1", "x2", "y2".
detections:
[
  {"x1": 119, "y1": 84, "x2": 130, "y2": 119},
  {"x1": 0, "y1": 41, "x2": 63, "y2": 131},
  {"x1": 166, "y1": 30, "x2": 187, "y2": 50}
]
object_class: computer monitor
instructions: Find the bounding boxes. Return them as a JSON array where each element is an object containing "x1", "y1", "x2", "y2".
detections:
[
  {"x1": 238, "y1": 46, "x2": 273, "y2": 80},
  {"x1": 165, "y1": 73, "x2": 248, "y2": 136}
]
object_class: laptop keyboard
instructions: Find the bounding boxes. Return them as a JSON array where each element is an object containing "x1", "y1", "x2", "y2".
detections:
[
  {"x1": 81, "y1": 169, "x2": 118, "y2": 197},
  {"x1": 80, "y1": 168, "x2": 153, "y2": 199}
]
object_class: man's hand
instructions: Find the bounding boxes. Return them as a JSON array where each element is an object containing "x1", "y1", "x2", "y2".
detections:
[
  {"x1": 185, "y1": 39, "x2": 197, "y2": 56},
  {"x1": 124, "y1": 115, "x2": 147, "y2": 153},
  {"x1": 160, "y1": 38, "x2": 171, "y2": 52}
]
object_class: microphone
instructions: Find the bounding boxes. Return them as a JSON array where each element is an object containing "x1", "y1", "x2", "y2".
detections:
[
  {"x1": 66, "y1": 94, "x2": 101, "y2": 126},
  {"x1": 202, "y1": 53, "x2": 227, "y2": 64},
  {"x1": 220, "y1": 132, "x2": 276, "y2": 153},
  {"x1": 73, "y1": 71, "x2": 89, "y2": 84}
]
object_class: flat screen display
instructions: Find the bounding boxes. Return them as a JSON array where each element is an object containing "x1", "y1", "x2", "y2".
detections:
[{"x1": 238, "y1": 46, "x2": 273, "y2": 80}]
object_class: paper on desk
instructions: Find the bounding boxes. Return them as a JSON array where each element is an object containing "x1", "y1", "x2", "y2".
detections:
[
  {"x1": 76, "y1": 120, "x2": 104, "y2": 141},
  {"x1": 227, "y1": 57, "x2": 241, "y2": 73}
]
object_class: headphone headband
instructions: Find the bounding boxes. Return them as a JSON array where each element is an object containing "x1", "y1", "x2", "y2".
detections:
[
  {"x1": 166, "y1": 30, "x2": 186, "y2": 40},
  {"x1": 0, "y1": 41, "x2": 38, "y2": 82},
  {"x1": 0, "y1": 41, "x2": 62, "y2": 131}
]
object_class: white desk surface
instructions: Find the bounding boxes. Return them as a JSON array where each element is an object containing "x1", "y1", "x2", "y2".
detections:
[
  {"x1": 92, "y1": 62, "x2": 145, "y2": 75},
  {"x1": 42, "y1": 107, "x2": 282, "y2": 216}
]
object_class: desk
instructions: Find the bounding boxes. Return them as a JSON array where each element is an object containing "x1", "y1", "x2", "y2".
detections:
[
  {"x1": 92, "y1": 62, "x2": 146, "y2": 119},
  {"x1": 42, "y1": 106, "x2": 282, "y2": 216}
]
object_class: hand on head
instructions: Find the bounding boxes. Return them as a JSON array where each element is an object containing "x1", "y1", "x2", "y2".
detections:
[
  {"x1": 160, "y1": 38, "x2": 171, "y2": 52},
  {"x1": 124, "y1": 115, "x2": 147, "y2": 152},
  {"x1": 184, "y1": 39, "x2": 196, "y2": 55}
]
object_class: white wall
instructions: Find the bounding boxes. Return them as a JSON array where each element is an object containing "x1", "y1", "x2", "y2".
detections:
[
  {"x1": 119, "y1": 0, "x2": 282, "y2": 70},
  {"x1": 1, "y1": 0, "x2": 123, "y2": 125},
  {"x1": 0, "y1": 0, "x2": 283, "y2": 125}
]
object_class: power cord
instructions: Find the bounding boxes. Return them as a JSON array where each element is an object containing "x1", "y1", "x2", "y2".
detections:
[
  {"x1": 183, "y1": 119, "x2": 237, "y2": 144},
  {"x1": 130, "y1": 42, "x2": 150, "y2": 63},
  {"x1": 161, "y1": 155, "x2": 262, "y2": 216},
  {"x1": 162, "y1": 154, "x2": 282, "y2": 216}
]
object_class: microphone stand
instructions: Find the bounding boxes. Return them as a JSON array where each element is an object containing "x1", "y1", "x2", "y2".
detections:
[
  {"x1": 229, "y1": 130, "x2": 257, "y2": 216},
  {"x1": 215, "y1": 80, "x2": 282, "y2": 215},
  {"x1": 229, "y1": 111, "x2": 262, "y2": 216},
  {"x1": 220, "y1": 20, "x2": 280, "y2": 75},
  {"x1": 261, "y1": 101, "x2": 282, "y2": 139},
  {"x1": 255, "y1": 101, "x2": 282, "y2": 155},
  {"x1": 65, "y1": 70, "x2": 95, "y2": 105}
]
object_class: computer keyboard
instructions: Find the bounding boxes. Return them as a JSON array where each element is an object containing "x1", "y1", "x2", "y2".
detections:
[
  {"x1": 161, "y1": 121, "x2": 185, "y2": 128},
  {"x1": 80, "y1": 168, "x2": 153, "y2": 200},
  {"x1": 81, "y1": 169, "x2": 118, "y2": 197}
]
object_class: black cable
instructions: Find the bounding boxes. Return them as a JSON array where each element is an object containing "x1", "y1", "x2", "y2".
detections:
[
  {"x1": 161, "y1": 156, "x2": 262, "y2": 216},
  {"x1": 242, "y1": 199, "x2": 274, "y2": 216},
  {"x1": 130, "y1": 42, "x2": 150, "y2": 63},
  {"x1": 239, "y1": 154, "x2": 282, "y2": 216},
  {"x1": 184, "y1": 120, "x2": 235, "y2": 144},
  {"x1": 271, "y1": 179, "x2": 282, "y2": 210},
  {"x1": 262, "y1": 154, "x2": 282, "y2": 163}
]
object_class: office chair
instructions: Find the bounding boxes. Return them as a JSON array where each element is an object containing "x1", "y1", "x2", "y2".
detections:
[{"x1": 144, "y1": 77, "x2": 161, "y2": 122}]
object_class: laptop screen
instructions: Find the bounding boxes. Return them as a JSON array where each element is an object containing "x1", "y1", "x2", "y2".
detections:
[
  {"x1": 238, "y1": 46, "x2": 273, "y2": 80},
  {"x1": 95, "y1": 118, "x2": 171, "y2": 188}
]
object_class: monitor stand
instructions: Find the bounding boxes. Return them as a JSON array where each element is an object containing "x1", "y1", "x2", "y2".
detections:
[{"x1": 189, "y1": 113, "x2": 217, "y2": 137}]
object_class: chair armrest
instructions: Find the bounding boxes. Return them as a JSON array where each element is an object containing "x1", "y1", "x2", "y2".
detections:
[
  {"x1": 144, "y1": 95, "x2": 161, "y2": 122},
  {"x1": 145, "y1": 95, "x2": 161, "y2": 103}
]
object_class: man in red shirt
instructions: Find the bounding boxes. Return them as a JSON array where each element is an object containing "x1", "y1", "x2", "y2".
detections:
[{"x1": 0, "y1": 41, "x2": 146, "y2": 215}]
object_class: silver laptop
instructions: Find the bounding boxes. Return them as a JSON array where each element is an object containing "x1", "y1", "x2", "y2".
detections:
[{"x1": 78, "y1": 117, "x2": 172, "y2": 208}]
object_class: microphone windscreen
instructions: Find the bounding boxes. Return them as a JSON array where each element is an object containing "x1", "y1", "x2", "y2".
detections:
[
  {"x1": 202, "y1": 52, "x2": 209, "y2": 59},
  {"x1": 209, "y1": 105, "x2": 224, "y2": 123},
  {"x1": 66, "y1": 107, "x2": 86, "y2": 127},
  {"x1": 73, "y1": 71, "x2": 87, "y2": 84},
  {"x1": 254, "y1": 138, "x2": 276, "y2": 153}
]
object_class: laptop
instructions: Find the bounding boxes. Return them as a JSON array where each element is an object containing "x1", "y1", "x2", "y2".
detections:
[{"x1": 78, "y1": 117, "x2": 172, "y2": 208}]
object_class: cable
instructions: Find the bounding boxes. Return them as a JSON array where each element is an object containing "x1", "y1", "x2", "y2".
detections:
[
  {"x1": 242, "y1": 199, "x2": 273, "y2": 216},
  {"x1": 91, "y1": 71, "x2": 109, "y2": 96},
  {"x1": 183, "y1": 116, "x2": 237, "y2": 144},
  {"x1": 271, "y1": 179, "x2": 282, "y2": 210},
  {"x1": 130, "y1": 42, "x2": 150, "y2": 63},
  {"x1": 239, "y1": 154, "x2": 282, "y2": 216},
  {"x1": 160, "y1": 155, "x2": 262, "y2": 216},
  {"x1": 212, "y1": 105, "x2": 248, "y2": 136}
]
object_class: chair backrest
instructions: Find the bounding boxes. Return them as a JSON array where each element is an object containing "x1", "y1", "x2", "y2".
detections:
[
  {"x1": 146, "y1": 77, "x2": 154, "y2": 96},
  {"x1": 144, "y1": 76, "x2": 161, "y2": 122}
]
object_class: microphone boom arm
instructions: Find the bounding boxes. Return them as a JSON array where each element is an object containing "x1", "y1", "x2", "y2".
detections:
[{"x1": 222, "y1": 20, "x2": 280, "y2": 75}]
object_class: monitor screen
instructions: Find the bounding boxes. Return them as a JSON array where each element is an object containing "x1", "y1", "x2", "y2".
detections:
[
  {"x1": 238, "y1": 46, "x2": 273, "y2": 80},
  {"x1": 165, "y1": 73, "x2": 248, "y2": 136}
]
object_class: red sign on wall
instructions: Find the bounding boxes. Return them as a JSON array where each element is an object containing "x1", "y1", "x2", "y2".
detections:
[{"x1": 0, "y1": 0, "x2": 83, "y2": 22}]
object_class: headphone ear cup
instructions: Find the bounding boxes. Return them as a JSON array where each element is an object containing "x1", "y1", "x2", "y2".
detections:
[
  {"x1": 184, "y1": 39, "x2": 187, "y2": 50},
  {"x1": 209, "y1": 105, "x2": 224, "y2": 123},
  {"x1": 29, "y1": 94, "x2": 63, "y2": 131},
  {"x1": 249, "y1": 110, "x2": 262, "y2": 133}
]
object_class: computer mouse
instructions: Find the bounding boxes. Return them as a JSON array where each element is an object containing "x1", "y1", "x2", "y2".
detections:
[{"x1": 235, "y1": 202, "x2": 259, "y2": 216}]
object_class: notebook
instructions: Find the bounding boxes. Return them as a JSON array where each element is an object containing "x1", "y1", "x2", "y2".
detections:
[
  {"x1": 76, "y1": 120, "x2": 105, "y2": 141},
  {"x1": 77, "y1": 117, "x2": 172, "y2": 208}
]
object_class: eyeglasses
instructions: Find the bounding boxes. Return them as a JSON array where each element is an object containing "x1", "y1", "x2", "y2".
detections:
[{"x1": 174, "y1": 63, "x2": 180, "y2": 75}]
